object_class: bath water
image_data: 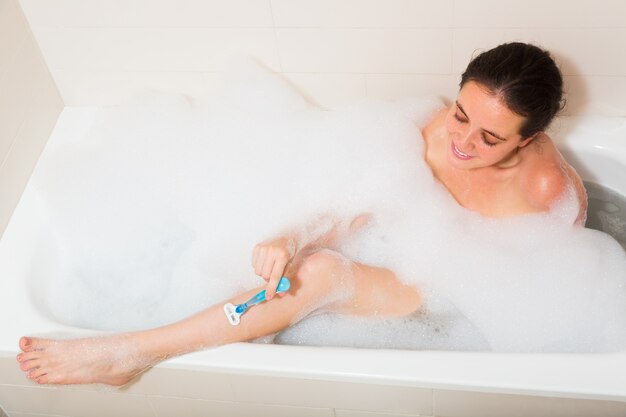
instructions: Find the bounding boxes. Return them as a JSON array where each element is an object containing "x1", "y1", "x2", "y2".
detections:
[
  {"x1": 25, "y1": 58, "x2": 626, "y2": 353},
  {"x1": 585, "y1": 181, "x2": 626, "y2": 249}
]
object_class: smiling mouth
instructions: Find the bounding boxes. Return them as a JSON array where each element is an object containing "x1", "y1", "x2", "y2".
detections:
[{"x1": 451, "y1": 142, "x2": 473, "y2": 160}]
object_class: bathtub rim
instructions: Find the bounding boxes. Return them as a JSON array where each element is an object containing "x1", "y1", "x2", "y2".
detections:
[
  {"x1": 1, "y1": 112, "x2": 625, "y2": 403},
  {"x1": 3, "y1": 338, "x2": 626, "y2": 402},
  {"x1": 167, "y1": 343, "x2": 626, "y2": 401}
]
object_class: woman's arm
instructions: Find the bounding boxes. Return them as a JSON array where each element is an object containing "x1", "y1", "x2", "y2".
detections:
[{"x1": 252, "y1": 213, "x2": 372, "y2": 299}]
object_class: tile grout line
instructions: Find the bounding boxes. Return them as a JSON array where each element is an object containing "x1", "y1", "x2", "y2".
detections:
[
  {"x1": 0, "y1": 31, "x2": 32, "y2": 173},
  {"x1": 267, "y1": 0, "x2": 284, "y2": 73}
]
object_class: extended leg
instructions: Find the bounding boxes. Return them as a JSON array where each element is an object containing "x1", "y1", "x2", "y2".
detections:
[{"x1": 16, "y1": 250, "x2": 421, "y2": 386}]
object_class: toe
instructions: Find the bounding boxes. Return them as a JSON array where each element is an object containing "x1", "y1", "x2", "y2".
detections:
[
  {"x1": 20, "y1": 358, "x2": 41, "y2": 372},
  {"x1": 20, "y1": 336, "x2": 51, "y2": 352},
  {"x1": 36, "y1": 375, "x2": 49, "y2": 384},
  {"x1": 28, "y1": 367, "x2": 47, "y2": 381},
  {"x1": 17, "y1": 351, "x2": 39, "y2": 363},
  {"x1": 27, "y1": 337, "x2": 50, "y2": 351},
  {"x1": 19, "y1": 336, "x2": 32, "y2": 351}
]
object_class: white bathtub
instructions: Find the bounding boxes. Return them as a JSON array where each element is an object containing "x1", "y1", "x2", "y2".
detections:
[{"x1": 0, "y1": 115, "x2": 625, "y2": 417}]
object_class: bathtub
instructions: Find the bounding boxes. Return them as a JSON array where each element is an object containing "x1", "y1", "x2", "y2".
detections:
[{"x1": 0, "y1": 114, "x2": 625, "y2": 417}]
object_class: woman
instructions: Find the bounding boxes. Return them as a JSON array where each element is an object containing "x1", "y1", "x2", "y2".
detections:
[{"x1": 15, "y1": 42, "x2": 587, "y2": 386}]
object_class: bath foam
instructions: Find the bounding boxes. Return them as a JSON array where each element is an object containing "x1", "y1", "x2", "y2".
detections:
[{"x1": 28, "y1": 57, "x2": 626, "y2": 352}]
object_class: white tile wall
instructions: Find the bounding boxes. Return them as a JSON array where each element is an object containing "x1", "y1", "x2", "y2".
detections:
[
  {"x1": 122, "y1": 367, "x2": 237, "y2": 400},
  {"x1": 0, "y1": 0, "x2": 63, "y2": 237},
  {"x1": 270, "y1": 0, "x2": 453, "y2": 28},
  {"x1": 276, "y1": 28, "x2": 452, "y2": 73},
  {"x1": 50, "y1": 70, "x2": 218, "y2": 106},
  {"x1": 6, "y1": 414, "x2": 70, "y2": 417},
  {"x1": 334, "y1": 410, "x2": 424, "y2": 417},
  {"x1": 451, "y1": 28, "x2": 626, "y2": 76},
  {"x1": 566, "y1": 75, "x2": 626, "y2": 116},
  {"x1": 32, "y1": 27, "x2": 281, "y2": 71},
  {"x1": 0, "y1": 385, "x2": 154, "y2": 417},
  {"x1": 453, "y1": 0, "x2": 626, "y2": 29},
  {"x1": 283, "y1": 72, "x2": 367, "y2": 107},
  {"x1": 18, "y1": 0, "x2": 273, "y2": 28},
  {"x1": 149, "y1": 396, "x2": 334, "y2": 417},
  {"x1": 0, "y1": 0, "x2": 27, "y2": 77},
  {"x1": 229, "y1": 375, "x2": 433, "y2": 414},
  {"x1": 434, "y1": 389, "x2": 626, "y2": 417},
  {"x1": 365, "y1": 73, "x2": 458, "y2": 102},
  {"x1": 0, "y1": 0, "x2": 30, "y2": 157},
  {"x1": 15, "y1": 0, "x2": 626, "y2": 111},
  {"x1": 0, "y1": 28, "x2": 49, "y2": 155}
]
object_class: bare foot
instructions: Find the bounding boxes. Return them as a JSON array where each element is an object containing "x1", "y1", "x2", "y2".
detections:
[{"x1": 16, "y1": 334, "x2": 156, "y2": 386}]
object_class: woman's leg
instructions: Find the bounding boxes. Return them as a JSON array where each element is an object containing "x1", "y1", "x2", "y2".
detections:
[{"x1": 16, "y1": 249, "x2": 421, "y2": 386}]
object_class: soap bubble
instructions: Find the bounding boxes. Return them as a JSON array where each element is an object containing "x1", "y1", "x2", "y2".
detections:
[{"x1": 28, "y1": 58, "x2": 626, "y2": 352}]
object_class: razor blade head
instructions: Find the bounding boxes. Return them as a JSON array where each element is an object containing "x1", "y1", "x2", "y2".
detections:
[{"x1": 223, "y1": 303, "x2": 241, "y2": 326}]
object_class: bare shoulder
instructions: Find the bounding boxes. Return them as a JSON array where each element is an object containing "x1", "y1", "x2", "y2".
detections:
[
  {"x1": 420, "y1": 106, "x2": 448, "y2": 140},
  {"x1": 523, "y1": 158, "x2": 568, "y2": 210},
  {"x1": 520, "y1": 133, "x2": 588, "y2": 223}
]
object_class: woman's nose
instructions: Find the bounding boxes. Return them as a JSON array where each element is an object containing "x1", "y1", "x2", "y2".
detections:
[{"x1": 457, "y1": 130, "x2": 475, "y2": 148}]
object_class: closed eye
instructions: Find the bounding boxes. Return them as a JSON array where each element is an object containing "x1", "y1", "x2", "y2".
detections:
[
  {"x1": 455, "y1": 111, "x2": 498, "y2": 147},
  {"x1": 454, "y1": 102, "x2": 502, "y2": 147},
  {"x1": 481, "y1": 133, "x2": 498, "y2": 147}
]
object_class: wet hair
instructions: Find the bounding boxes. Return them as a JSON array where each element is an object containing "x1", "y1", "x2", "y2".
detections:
[{"x1": 460, "y1": 42, "x2": 565, "y2": 139}]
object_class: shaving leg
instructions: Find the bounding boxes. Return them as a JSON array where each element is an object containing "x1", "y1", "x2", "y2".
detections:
[{"x1": 17, "y1": 250, "x2": 421, "y2": 386}]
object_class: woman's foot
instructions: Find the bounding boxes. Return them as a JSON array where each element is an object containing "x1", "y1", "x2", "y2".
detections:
[{"x1": 16, "y1": 334, "x2": 157, "y2": 386}]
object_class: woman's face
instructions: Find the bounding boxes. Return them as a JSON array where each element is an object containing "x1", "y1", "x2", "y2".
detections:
[{"x1": 444, "y1": 81, "x2": 532, "y2": 170}]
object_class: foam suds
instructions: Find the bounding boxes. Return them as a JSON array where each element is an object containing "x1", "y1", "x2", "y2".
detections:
[{"x1": 24, "y1": 58, "x2": 626, "y2": 353}]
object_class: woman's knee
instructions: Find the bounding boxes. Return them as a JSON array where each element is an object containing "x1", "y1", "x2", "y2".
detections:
[{"x1": 294, "y1": 249, "x2": 352, "y2": 292}]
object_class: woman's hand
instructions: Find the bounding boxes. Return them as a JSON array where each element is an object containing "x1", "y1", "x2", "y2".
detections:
[
  {"x1": 251, "y1": 213, "x2": 370, "y2": 299},
  {"x1": 252, "y1": 235, "x2": 297, "y2": 300}
]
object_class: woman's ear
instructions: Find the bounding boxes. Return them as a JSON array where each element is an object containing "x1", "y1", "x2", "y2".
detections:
[{"x1": 518, "y1": 132, "x2": 540, "y2": 148}]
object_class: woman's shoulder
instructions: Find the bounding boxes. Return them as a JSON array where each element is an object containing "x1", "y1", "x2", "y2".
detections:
[
  {"x1": 420, "y1": 106, "x2": 448, "y2": 144},
  {"x1": 523, "y1": 158, "x2": 568, "y2": 209},
  {"x1": 520, "y1": 134, "x2": 587, "y2": 223}
]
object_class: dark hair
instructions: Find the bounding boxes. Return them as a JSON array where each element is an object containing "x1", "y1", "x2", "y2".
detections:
[{"x1": 460, "y1": 42, "x2": 565, "y2": 139}]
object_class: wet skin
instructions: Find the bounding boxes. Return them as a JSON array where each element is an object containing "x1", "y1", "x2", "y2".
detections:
[{"x1": 16, "y1": 81, "x2": 587, "y2": 386}]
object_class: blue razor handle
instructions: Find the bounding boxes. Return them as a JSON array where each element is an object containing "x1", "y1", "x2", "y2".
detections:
[{"x1": 234, "y1": 277, "x2": 291, "y2": 314}]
